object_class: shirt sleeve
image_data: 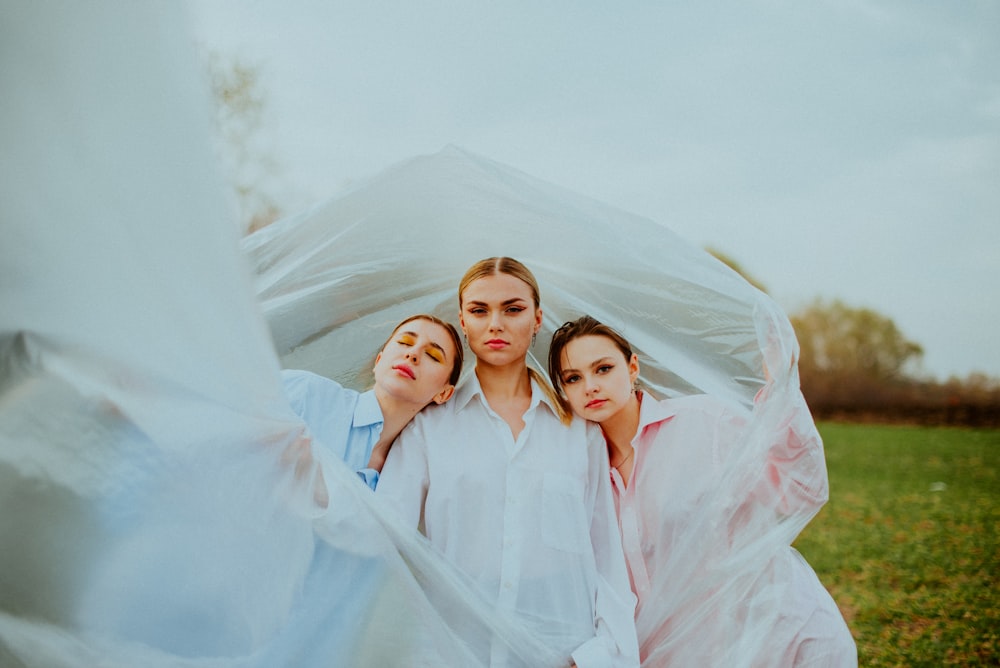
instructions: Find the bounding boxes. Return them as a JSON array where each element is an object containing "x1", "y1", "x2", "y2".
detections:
[
  {"x1": 356, "y1": 468, "x2": 379, "y2": 491},
  {"x1": 754, "y1": 386, "x2": 829, "y2": 517},
  {"x1": 571, "y1": 424, "x2": 640, "y2": 668},
  {"x1": 280, "y1": 369, "x2": 310, "y2": 416},
  {"x1": 374, "y1": 417, "x2": 430, "y2": 529}
]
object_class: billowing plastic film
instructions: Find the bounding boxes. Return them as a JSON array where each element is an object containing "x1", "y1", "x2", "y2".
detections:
[
  {"x1": 243, "y1": 149, "x2": 854, "y2": 665},
  {"x1": 1, "y1": 2, "x2": 849, "y2": 667},
  {"x1": 245, "y1": 147, "x2": 766, "y2": 409}
]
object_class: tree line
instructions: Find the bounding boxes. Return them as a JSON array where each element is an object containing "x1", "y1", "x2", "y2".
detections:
[
  {"x1": 791, "y1": 299, "x2": 1000, "y2": 427},
  {"x1": 705, "y1": 250, "x2": 999, "y2": 427}
]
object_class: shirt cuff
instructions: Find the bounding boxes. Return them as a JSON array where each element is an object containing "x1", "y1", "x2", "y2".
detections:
[
  {"x1": 571, "y1": 637, "x2": 612, "y2": 668},
  {"x1": 356, "y1": 468, "x2": 379, "y2": 491}
]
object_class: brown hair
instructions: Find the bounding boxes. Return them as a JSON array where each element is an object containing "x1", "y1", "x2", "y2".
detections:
[
  {"x1": 381, "y1": 314, "x2": 464, "y2": 386},
  {"x1": 548, "y1": 315, "x2": 634, "y2": 398},
  {"x1": 458, "y1": 257, "x2": 571, "y2": 424}
]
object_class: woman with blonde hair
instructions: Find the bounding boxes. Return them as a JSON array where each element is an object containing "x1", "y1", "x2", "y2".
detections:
[{"x1": 378, "y1": 258, "x2": 639, "y2": 668}]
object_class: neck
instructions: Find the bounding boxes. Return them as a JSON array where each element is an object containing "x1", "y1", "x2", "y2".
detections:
[
  {"x1": 475, "y1": 360, "x2": 532, "y2": 403},
  {"x1": 368, "y1": 386, "x2": 425, "y2": 469},
  {"x1": 600, "y1": 392, "x2": 641, "y2": 461}
]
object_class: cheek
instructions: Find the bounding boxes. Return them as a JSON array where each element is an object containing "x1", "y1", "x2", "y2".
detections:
[
  {"x1": 564, "y1": 385, "x2": 587, "y2": 410},
  {"x1": 612, "y1": 374, "x2": 633, "y2": 399},
  {"x1": 432, "y1": 366, "x2": 451, "y2": 387}
]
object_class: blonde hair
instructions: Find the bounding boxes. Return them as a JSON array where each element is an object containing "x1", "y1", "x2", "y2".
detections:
[
  {"x1": 459, "y1": 257, "x2": 571, "y2": 425},
  {"x1": 458, "y1": 256, "x2": 540, "y2": 309}
]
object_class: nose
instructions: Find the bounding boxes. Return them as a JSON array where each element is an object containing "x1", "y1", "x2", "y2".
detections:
[
  {"x1": 585, "y1": 377, "x2": 599, "y2": 393},
  {"x1": 488, "y1": 311, "x2": 503, "y2": 331}
]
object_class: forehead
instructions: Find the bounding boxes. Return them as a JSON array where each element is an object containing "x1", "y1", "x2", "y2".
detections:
[
  {"x1": 394, "y1": 319, "x2": 456, "y2": 354},
  {"x1": 461, "y1": 272, "x2": 535, "y2": 303},
  {"x1": 561, "y1": 335, "x2": 624, "y2": 366}
]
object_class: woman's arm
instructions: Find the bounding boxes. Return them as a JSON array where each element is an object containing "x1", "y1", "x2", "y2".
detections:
[
  {"x1": 374, "y1": 418, "x2": 430, "y2": 529},
  {"x1": 754, "y1": 386, "x2": 829, "y2": 517},
  {"x1": 749, "y1": 298, "x2": 829, "y2": 518},
  {"x1": 570, "y1": 424, "x2": 640, "y2": 668}
]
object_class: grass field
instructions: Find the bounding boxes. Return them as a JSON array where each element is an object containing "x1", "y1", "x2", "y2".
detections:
[{"x1": 793, "y1": 423, "x2": 999, "y2": 666}]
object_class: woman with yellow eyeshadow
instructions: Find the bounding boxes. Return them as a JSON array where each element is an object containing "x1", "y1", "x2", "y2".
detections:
[{"x1": 282, "y1": 314, "x2": 463, "y2": 490}]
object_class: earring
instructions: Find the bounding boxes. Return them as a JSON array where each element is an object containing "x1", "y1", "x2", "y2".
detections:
[
  {"x1": 531, "y1": 332, "x2": 537, "y2": 347},
  {"x1": 463, "y1": 334, "x2": 469, "y2": 347}
]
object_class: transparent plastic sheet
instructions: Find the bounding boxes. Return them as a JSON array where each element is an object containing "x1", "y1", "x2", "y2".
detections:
[
  {"x1": 245, "y1": 147, "x2": 763, "y2": 407},
  {"x1": 0, "y1": 3, "x2": 851, "y2": 668},
  {"x1": 0, "y1": 4, "x2": 564, "y2": 667},
  {"x1": 240, "y1": 142, "x2": 853, "y2": 664}
]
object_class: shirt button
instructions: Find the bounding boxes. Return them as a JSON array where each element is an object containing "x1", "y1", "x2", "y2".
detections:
[{"x1": 503, "y1": 582, "x2": 513, "y2": 590}]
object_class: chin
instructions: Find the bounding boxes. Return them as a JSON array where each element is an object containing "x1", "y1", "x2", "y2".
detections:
[{"x1": 475, "y1": 348, "x2": 522, "y2": 364}]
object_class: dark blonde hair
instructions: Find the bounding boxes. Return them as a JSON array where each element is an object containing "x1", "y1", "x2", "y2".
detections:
[
  {"x1": 458, "y1": 257, "x2": 570, "y2": 425},
  {"x1": 458, "y1": 256, "x2": 541, "y2": 309},
  {"x1": 548, "y1": 315, "x2": 634, "y2": 399},
  {"x1": 381, "y1": 314, "x2": 464, "y2": 386}
]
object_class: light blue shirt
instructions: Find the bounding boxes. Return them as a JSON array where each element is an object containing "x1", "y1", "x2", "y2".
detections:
[{"x1": 281, "y1": 369, "x2": 384, "y2": 490}]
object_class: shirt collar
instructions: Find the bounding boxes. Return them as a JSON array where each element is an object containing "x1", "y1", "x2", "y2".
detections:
[
  {"x1": 454, "y1": 369, "x2": 555, "y2": 417},
  {"x1": 636, "y1": 391, "x2": 679, "y2": 434},
  {"x1": 354, "y1": 389, "x2": 384, "y2": 428}
]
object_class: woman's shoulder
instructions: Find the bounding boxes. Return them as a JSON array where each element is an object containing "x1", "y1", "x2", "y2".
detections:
[
  {"x1": 654, "y1": 393, "x2": 746, "y2": 423},
  {"x1": 281, "y1": 368, "x2": 346, "y2": 390},
  {"x1": 281, "y1": 369, "x2": 355, "y2": 406},
  {"x1": 672, "y1": 392, "x2": 731, "y2": 411},
  {"x1": 400, "y1": 394, "x2": 460, "y2": 436}
]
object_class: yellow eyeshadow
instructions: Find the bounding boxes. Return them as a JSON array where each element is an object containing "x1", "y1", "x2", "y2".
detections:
[
  {"x1": 428, "y1": 349, "x2": 445, "y2": 363},
  {"x1": 398, "y1": 335, "x2": 415, "y2": 345}
]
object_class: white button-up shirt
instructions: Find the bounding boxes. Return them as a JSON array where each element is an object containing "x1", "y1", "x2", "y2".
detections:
[{"x1": 378, "y1": 373, "x2": 639, "y2": 668}]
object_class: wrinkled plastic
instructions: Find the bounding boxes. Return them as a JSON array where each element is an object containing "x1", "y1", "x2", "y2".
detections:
[
  {"x1": 243, "y1": 147, "x2": 855, "y2": 665},
  {"x1": 0, "y1": 4, "x2": 562, "y2": 667},
  {"x1": 1, "y1": 1, "x2": 851, "y2": 666}
]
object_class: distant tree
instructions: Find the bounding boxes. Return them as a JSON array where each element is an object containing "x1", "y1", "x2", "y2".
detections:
[
  {"x1": 705, "y1": 247, "x2": 768, "y2": 293},
  {"x1": 206, "y1": 53, "x2": 282, "y2": 234},
  {"x1": 790, "y1": 298, "x2": 924, "y2": 410}
]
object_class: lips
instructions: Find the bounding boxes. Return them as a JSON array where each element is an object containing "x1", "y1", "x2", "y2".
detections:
[
  {"x1": 585, "y1": 399, "x2": 608, "y2": 409},
  {"x1": 393, "y1": 364, "x2": 415, "y2": 380},
  {"x1": 486, "y1": 339, "x2": 508, "y2": 350}
]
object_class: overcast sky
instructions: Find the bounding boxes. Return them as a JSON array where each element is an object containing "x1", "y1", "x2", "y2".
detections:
[{"x1": 190, "y1": 1, "x2": 999, "y2": 381}]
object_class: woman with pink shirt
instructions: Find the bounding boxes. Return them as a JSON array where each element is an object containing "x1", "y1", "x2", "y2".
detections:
[{"x1": 548, "y1": 314, "x2": 857, "y2": 667}]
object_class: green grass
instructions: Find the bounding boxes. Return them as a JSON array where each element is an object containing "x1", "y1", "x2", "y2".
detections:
[{"x1": 793, "y1": 423, "x2": 999, "y2": 666}]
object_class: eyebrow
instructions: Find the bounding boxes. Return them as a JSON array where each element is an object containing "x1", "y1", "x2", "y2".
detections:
[
  {"x1": 400, "y1": 331, "x2": 448, "y2": 357},
  {"x1": 561, "y1": 356, "x2": 616, "y2": 375},
  {"x1": 465, "y1": 298, "x2": 530, "y2": 307}
]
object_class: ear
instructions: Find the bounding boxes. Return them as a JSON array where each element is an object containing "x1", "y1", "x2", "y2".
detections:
[
  {"x1": 628, "y1": 353, "x2": 640, "y2": 384},
  {"x1": 458, "y1": 311, "x2": 467, "y2": 334},
  {"x1": 373, "y1": 351, "x2": 382, "y2": 371},
  {"x1": 432, "y1": 384, "x2": 455, "y2": 405},
  {"x1": 534, "y1": 307, "x2": 543, "y2": 332}
]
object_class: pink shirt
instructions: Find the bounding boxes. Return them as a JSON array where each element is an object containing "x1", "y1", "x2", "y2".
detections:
[{"x1": 608, "y1": 391, "x2": 854, "y2": 667}]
